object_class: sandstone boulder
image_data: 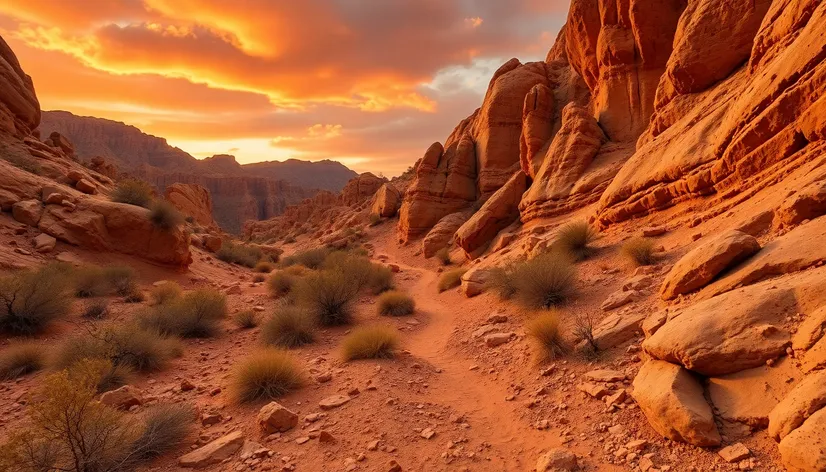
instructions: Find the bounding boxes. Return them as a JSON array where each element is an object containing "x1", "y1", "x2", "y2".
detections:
[
  {"x1": 0, "y1": 37, "x2": 40, "y2": 137},
  {"x1": 75, "y1": 178, "x2": 97, "y2": 195},
  {"x1": 32, "y1": 233, "x2": 56, "y2": 252},
  {"x1": 164, "y1": 183, "x2": 216, "y2": 227},
  {"x1": 370, "y1": 183, "x2": 401, "y2": 218},
  {"x1": 203, "y1": 234, "x2": 222, "y2": 253},
  {"x1": 421, "y1": 211, "x2": 470, "y2": 258},
  {"x1": 536, "y1": 448, "x2": 578, "y2": 471},
  {"x1": 178, "y1": 431, "x2": 244, "y2": 468},
  {"x1": 592, "y1": 312, "x2": 646, "y2": 350},
  {"x1": 660, "y1": 230, "x2": 760, "y2": 299},
  {"x1": 48, "y1": 131, "x2": 74, "y2": 156},
  {"x1": 768, "y1": 370, "x2": 826, "y2": 441},
  {"x1": 100, "y1": 385, "x2": 143, "y2": 410},
  {"x1": 460, "y1": 267, "x2": 492, "y2": 298},
  {"x1": 632, "y1": 360, "x2": 720, "y2": 447},
  {"x1": 341, "y1": 172, "x2": 385, "y2": 206},
  {"x1": 257, "y1": 402, "x2": 298, "y2": 433},
  {"x1": 778, "y1": 407, "x2": 826, "y2": 472},
  {"x1": 455, "y1": 170, "x2": 526, "y2": 256},
  {"x1": 12, "y1": 199, "x2": 42, "y2": 226},
  {"x1": 775, "y1": 179, "x2": 826, "y2": 228}
]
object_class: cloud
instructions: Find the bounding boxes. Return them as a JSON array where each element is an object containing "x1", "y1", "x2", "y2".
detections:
[{"x1": 0, "y1": 0, "x2": 569, "y2": 176}]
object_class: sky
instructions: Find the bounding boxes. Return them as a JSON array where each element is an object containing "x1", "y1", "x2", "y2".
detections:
[{"x1": 0, "y1": 0, "x2": 568, "y2": 176}]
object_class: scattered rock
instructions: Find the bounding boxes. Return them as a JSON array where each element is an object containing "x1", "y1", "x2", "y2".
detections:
[
  {"x1": 257, "y1": 402, "x2": 299, "y2": 433},
  {"x1": 768, "y1": 370, "x2": 826, "y2": 441},
  {"x1": 99, "y1": 385, "x2": 143, "y2": 410},
  {"x1": 584, "y1": 369, "x2": 625, "y2": 382},
  {"x1": 12, "y1": 199, "x2": 42, "y2": 227},
  {"x1": 601, "y1": 289, "x2": 638, "y2": 311},
  {"x1": 718, "y1": 443, "x2": 750, "y2": 463},
  {"x1": 32, "y1": 233, "x2": 56, "y2": 252},
  {"x1": 319, "y1": 394, "x2": 351, "y2": 410},
  {"x1": 536, "y1": 448, "x2": 578, "y2": 471},
  {"x1": 484, "y1": 332, "x2": 513, "y2": 347},
  {"x1": 178, "y1": 431, "x2": 245, "y2": 468}
]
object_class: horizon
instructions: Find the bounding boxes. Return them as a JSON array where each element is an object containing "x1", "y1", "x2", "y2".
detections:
[{"x1": 0, "y1": 1, "x2": 568, "y2": 177}]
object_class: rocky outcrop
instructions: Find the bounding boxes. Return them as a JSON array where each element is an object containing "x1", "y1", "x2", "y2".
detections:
[
  {"x1": 370, "y1": 183, "x2": 401, "y2": 218},
  {"x1": 422, "y1": 211, "x2": 471, "y2": 258},
  {"x1": 0, "y1": 36, "x2": 40, "y2": 137},
  {"x1": 341, "y1": 172, "x2": 386, "y2": 206},
  {"x1": 660, "y1": 230, "x2": 761, "y2": 299},
  {"x1": 768, "y1": 370, "x2": 826, "y2": 441},
  {"x1": 455, "y1": 171, "x2": 526, "y2": 256},
  {"x1": 164, "y1": 183, "x2": 216, "y2": 228}
]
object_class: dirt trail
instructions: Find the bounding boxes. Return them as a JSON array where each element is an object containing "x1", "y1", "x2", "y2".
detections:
[{"x1": 394, "y1": 260, "x2": 561, "y2": 470}]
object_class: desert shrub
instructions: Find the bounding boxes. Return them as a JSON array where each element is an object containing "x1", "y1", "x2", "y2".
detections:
[
  {"x1": 230, "y1": 349, "x2": 303, "y2": 402},
  {"x1": 573, "y1": 313, "x2": 600, "y2": 359},
  {"x1": 261, "y1": 306, "x2": 315, "y2": 348},
  {"x1": 254, "y1": 261, "x2": 274, "y2": 273},
  {"x1": 281, "y1": 247, "x2": 330, "y2": 269},
  {"x1": 512, "y1": 253, "x2": 576, "y2": 309},
  {"x1": 437, "y1": 268, "x2": 467, "y2": 293},
  {"x1": 295, "y1": 271, "x2": 358, "y2": 326},
  {"x1": 129, "y1": 403, "x2": 194, "y2": 461},
  {"x1": 252, "y1": 273, "x2": 266, "y2": 283},
  {"x1": 526, "y1": 311, "x2": 567, "y2": 361},
  {"x1": 267, "y1": 271, "x2": 298, "y2": 299},
  {"x1": 435, "y1": 247, "x2": 452, "y2": 266},
  {"x1": 622, "y1": 237, "x2": 657, "y2": 266},
  {"x1": 112, "y1": 178, "x2": 154, "y2": 208},
  {"x1": 216, "y1": 241, "x2": 264, "y2": 268},
  {"x1": 54, "y1": 324, "x2": 181, "y2": 373},
  {"x1": 148, "y1": 200, "x2": 184, "y2": 230},
  {"x1": 150, "y1": 282, "x2": 182, "y2": 305},
  {"x1": 78, "y1": 358, "x2": 133, "y2": 393},
  {"x1": 325, "y1": 252, "x2": 394, "y2": 294},
  {"x1": 123, "y1": 290, "x2": 145, "y2": 303},
  {"x1": 341, "y1": 326, "x2": 399, "y2": 361},
  {"x1": 0, "y1": 341, "x2": 46, "y2": 380},
  {"x1": 74, "y1": 266, "x2": 108, "y2": 298},
  {"x1": 103, "y1": 265, "x2": 137, "y2": 297},
  {"x1": 368, "y1": 213, "x2": 382, "y2": 226},
  {"x1": 377, "y1": 291, "x2": 415, "y2": 316},
  {"x1": 486, "y1": 265, "x2": 517, "y2": 300},
  {"x1": 140, "y1": 289, "x2": 226, "y2": 338},
  {"x1": 233, "y1": 310, "x2": 258, "y2": 329},
  {"x1": 82, "y1": 299, "x2": 109, "y2": 319},
  {"x1": 555, "y1": 221, "x2": 598, "y2": 261},
  {"x1": 0, "y1": 264, "x2": 72, "y2": 334}
]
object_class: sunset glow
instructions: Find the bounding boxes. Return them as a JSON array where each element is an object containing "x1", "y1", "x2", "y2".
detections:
[{"x1": 0, "y1": 0, "x2": 567, "y2": 175}]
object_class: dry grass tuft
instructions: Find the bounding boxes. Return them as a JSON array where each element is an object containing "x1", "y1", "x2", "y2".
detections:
[
  {"x1": 295, "y1": 271, "x2": 358, "y2": 326},
  {"x1": 0, "y1": 264, "x2": 72, "y2": 334},
  {"x1": 233, "y1": 310, "x2": 258, "y2": 329},
  {"x1": 150, "y1": 282, "x2": 182, "y2": 305},
  {"x1": 148, "y1": 200, "x2": 184, "y2": 230},
  {"x1": 341, "y1": 325, "x2": 399, "y2": 361},
  {"x1": 112, "y1": 178, "x2": 153, "y2": 208},
  {"x1": 555, "y1": 221, "x2": 598, "y2": 261},
  {"x1": 281, "y1": 247, "x2": 329, "y2": 269},
  {"x1": 512, "y1": 252, "x2": 576, "y2": 309},
  {"x1": 377, "y1": 290, "x2": 415, "y2": 316},
  {"x1": 526, "y1": 311, "x2": 568, "y2": 361},
  {"x1": 82, "y1": 298, "x2": 109, "y2": 319},
  {"x1": 139, "y1": 289, "x2": 226, "y2": 338},
  {"x1": 621, "y1": 237, "x2": 657, "y2": 266},
  {"x1": 435, "y1": 247, "x2": 452, "y2": 266},
  {"x1": 254, "y1": 261, "x2": 274, "y2": 273},
  {"x1": 217, "y1": 242, "x2": 264, "y2": 268},
  {"x1": 486, "y1": 265, "x2": 517, "y2": 300},
  {"x1": 0, "y1": 341, "x2": 46, "y2": 380},
  {"x1": 231, "y1": 349, "x2": 304, "y2": 402},
  {"x1": 55, "y1": 324, "x2": 181, "y2": 373},
  {"x1": 261, "y1": 306, "x2": 315, "y2": 348},
  {"x1": 437, "y1": 268, "x2": 467, "y2": 293},
  {"x1": 252, "y1": 273, "x2": 266, "y2": 283},
  {"x1": 267, "y1": 271, "x2": 298, "y2": 299}
]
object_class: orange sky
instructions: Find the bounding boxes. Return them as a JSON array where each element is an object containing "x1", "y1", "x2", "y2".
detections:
[{"x1": 0, "y1": 0, "x2": 567, "y2": 176}]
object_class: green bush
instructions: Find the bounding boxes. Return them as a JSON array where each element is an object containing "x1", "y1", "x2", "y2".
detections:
[
  {"x1": 140, "y1": 289, "x2": 227, "y2": 338},
  {"x1": 622, "y1": 237, "x2": 657, "y2": 266},
  {"x1": 0, "y1": 264, "x2": 72, "y2": 334},
  {"x1": 437, "y1": 268, "x2": 467, "y2": 293},
  {"x1": 149, "y1": 200, "x2": 184, "y2": 230},
  {"x1": 377, "y1": 290, "x2": 415, "y2": 316},
  {"x1": 295, "y1": 271, "x2": 358, "y2": 326},
  {"x1": 341, "y1": 326, "x2": 399, "y2": 361},
  {"x1": 112, "y1": 178, "x2": 154, "y2": 208},
  {"x1": 555, "y1": 221, "x2": 598, "y2": 261},
  {"x1": 0, "y1": 341, "x2": 46, "y2": 380},
  {"x1": 216, "y1": 241, "x2": 264, "y2": 268},
  {"x1": 231, "y1": 349, "x2": 303, "y2": 402},
  {"x1": 512, "y1": 252, "x2": 576, "y2": 309},
  {"x1": 526, "y1": 311, "x2": 567, "y2": 361},
  {"x1": 261, "y1": 306, "x2": 315, "y2": 348}
]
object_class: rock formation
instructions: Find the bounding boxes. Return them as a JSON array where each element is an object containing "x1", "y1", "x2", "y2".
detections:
[{"x1": 164, "y1": 183, "x2": 216, "y2": 228}]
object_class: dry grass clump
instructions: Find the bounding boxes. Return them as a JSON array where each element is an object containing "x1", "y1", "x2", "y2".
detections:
[
  {"x1": 295, "y1": 271, "x2": 358, "y2": 326},
  {"x1": 341, "y1": 326, "x2": 399, "y2": 361},
  {"x1": 555, "y1": 221, "x2": 598, "y2": 261},
  {"x1": 231, "y1": 349, "x2": 303, "y2": 402},
  {"x1": 140, "y1": 289, "x2": 226, "y2": 338},
  {"x1": 252, "y1": 273, "x2": 266, "y2": 283},
  {"x1": 0, "y1": 362, "x2": 193, "y2": 471},
  {"x1": 325, "y1": 252, "x2": 394, "y2": 294},
  {"x1": 261, "y1": 306, "x2": 315, "y2": 348},
  {"x1": 526, "y1": 310, "x2": 568, "y2": 361},
  {"x1": 74, "y1": 265, "x2": 138, "y2": 298},
  {"x1": 0, "y1": 264, "x2": 72, "y2": 334},
  {"x1": 377, "y1": 290, "x2": 415, "y2": 316},
  {"x1": 216, "y1": 241, "x2": 264, "y2": 268},
  {"x1": 622, "y1": 237, "x2": 657, "y2": 266},
  {"x1": 0, "y1": 341, "x2": 46, "y2": 380},
  {"x1": 55, "y1": 323, "x2": 181, "y2": 373},
  {"x1": 435, "y1": 247, "x2": 452, "y2": 266},
  {"x1": 267, "y1": 271, "x2": 298, "y2": 299},
  {"x1": 82, "y1": 298, "x2": 109, "y2": 319},
  {"x1": 437, "y1": 268, "x2": 467, "y2": 293},
  {"x1": 148, "y1": 200, "x2": 184, "y2": 230},
  {"x1": 233, "y1": 310, "x2": 258, "y2": 329},
  {"x1": 512, "y1": 252, "x2": 576, "y2": 309},
  {"x1": 254, "y1": 261, "x2": 275, "y2": 273},
  {"x1": 281, "y1": 247, "x2": 330, "y2": 269},
  {"x1": 369, "y1": 213, "x2": 382, "y2": 226},
  {"x1": 104, "y1": 265, "x2": 138, "y2": 297},
  {"x1": 486, "y1": 265, "x2": 517, "y2": 300},
  {"x1": 150, "y1": 282, "x2": 182, "y2": 305},
  {"x1": 112, "y1": 178, "x2": 153, "y2": 207}
]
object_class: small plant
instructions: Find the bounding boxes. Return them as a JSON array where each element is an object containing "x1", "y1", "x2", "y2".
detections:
[
  {"x1": 55, "y1": 324, "x2": 181, "y2": 373},
  {"x1": 622, "y1": 237, "x2": 657, "y2": 266},
  {"x1": 0, "y1": 341, "x2": 46, "y2": 380},
  {"x1": 377, "y1": 290, "x2": 415, "y2": 316},
  {"x1": 2, "y1": 146, "x2": 42, "y2": 175},
  {"x1": 555, "y1": 221, "x2": 598, "y2": 261},
  {"x1": 437, "y1": 268, "x2": 467, "y2": 293},
  {"x1": 252, "y1": 273, "x2": 266, "y2": 283},
  {"x1": 82, "y1": 298, "x2": 109, "y2": 319},
  {"x1": 0, "y1": 264, "x2": 72, "y2": 334},
  {"x1": 254, "y1": 261, "x2": 274, "y2": 273},
  {"x1": 231, "y1": 349, "x2": 303, "y2": 402},
  {"x1": 512, "y1": 253, "x2": 576, "y2": 309},
  {"x1": 342, "y1": 325, "x2": 399, "y2": 361},
  {"x1": 149, "y1": 200, "x2": 184, "y2": 230},
  {"x1": 526, "y1": 311, "x2": 567, "y2": 361},
  {"x1": 140, "y1": 289, "x2": 227, "y2": 338},
  {"x1": 217, "y1": 241, "x2": 264, "y2": 268},
  {"x1": 103, "y1": 265, "x2": 137, "y2": 297},
  {"x1": 112, "y1": 178, "x2": 154, "y2": 207},
  {"x1": 150, "y1": 282, "x2": 182, "y2": 305},
  {"x1": 369, "y1": 213, "x2": 382, "y2": 226},
  {"x1": 268, "y1": 271, "x2": 297, "y2": 299},
  {"x1": 281, "y1": 247, "x2": 330, "y2": 269},
  {"x1": 79, "y1": 358, "x2": 133, "y2": 393},
  {"x1": 296, "y1": 271, "x2": 358, "y2": 326},
  {"x1": 573, "y1": 313, "x2": 600, "y2": 359},
  {"x1": 233, "y1": 310, "x2": 258, "y2": 329},
  {"x1": 261, "y1": 306, "x2": 315, "y2": 348},
  {"x1": 130, "y1": 403, "x2": 194, "y2": 461},
  {"x1": 486, "y1": 265, "x2": 517, "y2": 300},
  {"x1": 435, "y1": 247, "x2": 452, "y2": 266},
  {"x1": 74, "y1": 266, "x2": 108, "y2": 297}
]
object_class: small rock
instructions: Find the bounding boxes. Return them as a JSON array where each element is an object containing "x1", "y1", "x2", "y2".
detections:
[
  {"x1": 257, "y1": 402, "x2": 299, "y2": 433},
  {"x1": 319, "y1": 394, "x2": 351, "y2": 410},
  {"x1": 536, "y1": 448, "x2": 578, "y2": 471},
  {"x1": 178, "y1": 431, "x2": 244, "y2": 468},
  {"x1": 100, "y1": 385, "x2": 143, "y2": 410},
  {"x1": 319, "y1": 431, "x2": 335, "y2": 443},
  {"x1": 421, "y1": 428, "x2": 436, "y2": 439},
  {"x1": 387, "y1": 459, "x2": 402, "y2": 472},
  {"x1": 484, "y1": 333, "x2": 513, "y2": 347},
  {"x1": 718, "y1": 443, "x2": 750, "y2": 463}
]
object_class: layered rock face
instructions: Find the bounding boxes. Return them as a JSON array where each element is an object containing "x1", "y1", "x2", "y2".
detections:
[
  {"x1": 164, "y1": 183, "x2": 216, "y2": 228},
  {"x1": 0, "y1": 37, "x2": 39, "y2": 138}
]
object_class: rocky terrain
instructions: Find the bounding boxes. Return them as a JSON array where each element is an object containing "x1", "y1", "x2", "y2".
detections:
[
  {"x1": 39, "y1": 111, "x2": 358, "y2": 232},
  {"x1": 1, "y1": 1, "x2": 826, "y2": 471}
]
